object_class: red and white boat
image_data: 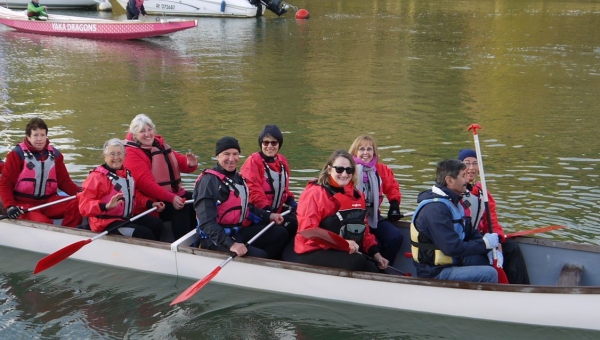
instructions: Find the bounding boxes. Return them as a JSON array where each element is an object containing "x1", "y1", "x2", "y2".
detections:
[{"x1": 0, "y1": 6, "x2": 198, "y2": 40}]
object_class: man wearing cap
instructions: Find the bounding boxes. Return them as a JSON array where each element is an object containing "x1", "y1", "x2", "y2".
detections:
[
  {"x1": 193, "y1": 136, "x2": 288, "y2": 259},
  {"x1": 240, "y1": 125, "x2": 298, "y2": 261},
  {"x1": 458, "y1": 149, "x2": 530, "y2": 284}
]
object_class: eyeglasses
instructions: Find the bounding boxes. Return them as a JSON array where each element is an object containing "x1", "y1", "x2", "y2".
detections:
[
  {"x1": 262, "y1": 141, "x2": 279, "y2": 147},
  {"x1": 358, "y1": 147, "x2": 374, "y2": 153},
  {"x1": 331, "y1": 166, "x2": 355, "y2": 174},
  {"x1": 463, "y1": 161, "x2": 478, "y2": 167},
  {"x1": 107, "y1": 152, "x2": 125, "y2": 158}
]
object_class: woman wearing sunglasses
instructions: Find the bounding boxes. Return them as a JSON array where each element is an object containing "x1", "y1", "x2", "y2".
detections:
[
  {"x1": 240, "y1": 125, "x2": 298, "y2": 260},
  {"x1": 348, "y1": 135, "x2": 404, "y2": 266},
  {"x1": 294, "y1": 150, "x2": 388, "y2": 272}
]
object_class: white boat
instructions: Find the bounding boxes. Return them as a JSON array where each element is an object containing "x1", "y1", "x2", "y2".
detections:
[
  {"x1": 1, "y1": 218, "x2": 599, "y2": 331},
  {"x1": 2, "y1": 0, "x2": 98, "y2": 9},
  {"x1": 113, "y1": 0, "x2": 292, "y2": 18}
]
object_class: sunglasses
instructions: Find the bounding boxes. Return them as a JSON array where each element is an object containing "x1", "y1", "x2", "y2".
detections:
[
  {"x1": 331, "y1": 166, "x2": 355, "y2": 174},
  {"x1": 262, "y1": 141, "x2": 279, "y2": 146}
]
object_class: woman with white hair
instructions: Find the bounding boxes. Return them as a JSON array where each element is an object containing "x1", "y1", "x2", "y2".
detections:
[
  {"x1": 78, "y1": 138, "x2": 165, "y2": 240},
  {"x1": 124, "y1": 114, "x2": 198, "y2": 240}
]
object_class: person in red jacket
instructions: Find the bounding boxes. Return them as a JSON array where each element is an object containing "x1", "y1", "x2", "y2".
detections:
[
  {"x1": 0, "y1": 117, "x2": 82, "y2": 226},
  {"x1": 349, "y1": 135, "x2": 404, "y2": 266},
  {"x1": 458, "y1": 149, "x2": 530, "y2": 284},
  {"x1": 78, "y1": 138, "x2": 165, "y2": 240},
  {"x1": 295, "y1": 149, "x2": 389, "y2": 272},
  {"x1": 240, "y1": 125, "x2": 298, "y2": 259},
  {"x1": 124, "y1": 114, "x2": 198, "y2": 241}
]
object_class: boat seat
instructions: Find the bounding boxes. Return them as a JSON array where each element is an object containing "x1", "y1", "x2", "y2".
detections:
[{"x1": 557, "y1": 263, "x2": 584, "y2": 286}]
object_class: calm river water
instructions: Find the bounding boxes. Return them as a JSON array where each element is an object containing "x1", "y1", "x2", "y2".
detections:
[{"x1": 1, "y1": 0, "x2": 600, "y2": 338}]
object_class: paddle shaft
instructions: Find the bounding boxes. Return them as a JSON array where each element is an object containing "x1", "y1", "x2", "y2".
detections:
[
  {"x1": 33, "y1": 204, "x2": 170, "y2": 274},
  {"x1": 469, "y1": 124, "x2": 509, "y2": 284},
  {"x1": 0, "y1": 195, "x2": 76, "y2": 220},
  {"x1": 92, "y1": 199, "x2": 191, "y2": 240},
  {"x1": 170, "y1": 210, "x2": 291, "y2": 305}
]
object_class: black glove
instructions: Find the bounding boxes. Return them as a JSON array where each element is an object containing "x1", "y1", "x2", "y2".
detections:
[
  {"x1": 285, "y1": 197, "x2": 298, "y2": 213},
  {"x1": 7, "y1": 206, "x2": 24, "y2": 219},
  {"x1": 387, "y1": 201, "x2": 402, "y2": 222}
]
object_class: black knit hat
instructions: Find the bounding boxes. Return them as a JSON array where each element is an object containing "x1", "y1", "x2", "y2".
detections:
[
  {"x1": 258, "y1": 125, "x2": 283, "y2": 149},
  {"x1": 215, "y1": 136, "x2": 241, "y2": 156}
]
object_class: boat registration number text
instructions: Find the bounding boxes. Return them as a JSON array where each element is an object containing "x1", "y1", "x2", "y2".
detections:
[{"x1": 157, "y1": 4, "x2": 175, "y2": 10}]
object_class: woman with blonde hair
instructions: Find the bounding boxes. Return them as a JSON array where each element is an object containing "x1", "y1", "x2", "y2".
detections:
[
  {"x1": 294, "y1": 150, "x2": 388, "y2": 272},
  {"x1": 348, "y1": 135, "x2": 404, "y2": 266}
]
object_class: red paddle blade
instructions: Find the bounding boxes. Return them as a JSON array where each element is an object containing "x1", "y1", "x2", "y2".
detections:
[
  {"x1": 506, "y1": 225, "x2": 565, "y2": 239},
  {"x1": 33, "y1": 239, "x2": 92, "y2": 274},
  {"x1": 170, "y1": 266, "x2": 222, "y2": 306},
  {"x1": 298, "y1": 228, "x2": 350, "y2": 252},
  {"x1": 494, "y1": 260, "x2": 509, "y2": 284}
]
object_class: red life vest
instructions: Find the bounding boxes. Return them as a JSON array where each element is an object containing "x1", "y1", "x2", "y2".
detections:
[
  {"x1": 196, "y1": 169, "x2": 251, "y2": 227},
  {"x1": 318, "y1": 183, "x2": 368, "y2": 244},
  {"x1": 125, "y1": 140, "x2": 184, "y2": 195},
  {"x1": 13, "y1": 142, "x2": 58, "y2": 199},
  {"x1": 93, "y1": 166, "x2": 135, "y2": 219},
  {"x1": 261, "y1": 159, "x2": 287, "y2": 211}
]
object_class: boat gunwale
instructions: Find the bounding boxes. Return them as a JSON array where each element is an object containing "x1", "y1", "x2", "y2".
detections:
[{"x1": 7, "y1": 219, "x2": 600, "y2": 295}]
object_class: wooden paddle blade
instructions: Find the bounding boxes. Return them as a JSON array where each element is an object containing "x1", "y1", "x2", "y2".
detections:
[
  {"x1": 506, "y1": 225, "x2": 565, "y2": 239},
  {"x1": 495, "y1": 260, "x2": 509, "y2": 284},
  {"x1": 170, "y1": 266, "x2": 222, "y2": 305},
  {"x1": 33, "y1": 238, "x2": 93, "y2": 274},
  {"x1": 298, "y1": 228, "x2": 350, "y2": 252}
]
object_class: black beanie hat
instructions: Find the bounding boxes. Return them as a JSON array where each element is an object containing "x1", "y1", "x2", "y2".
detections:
[
  {"x1": 215, "y1": 136, "x2": 241, "y2": 156},
  {"x1": 258, "y1": 125, "x2": 283, "y2": 149}
]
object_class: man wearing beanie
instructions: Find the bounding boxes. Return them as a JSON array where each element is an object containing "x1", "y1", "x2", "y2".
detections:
[
  {"x1": 458, "y1": 149, "x2": 530, "y2": 284},
  {"x1": 193, "y1": 136, "x2": 289, "y2": 259},
  {"x1": 241, "y1": 125, "x2": 298, "y2": 261}
]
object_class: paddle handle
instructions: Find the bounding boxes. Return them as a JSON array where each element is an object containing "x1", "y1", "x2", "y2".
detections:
[
  {"x1": 0, "y1": 195, "x2": 76, "y2": 220},
  {"x1": 100, "y1": 206, "x2": 159, "y2": 238},
  {"x1": 245, "y1": 210, "x2": 291, "y2": 246}
]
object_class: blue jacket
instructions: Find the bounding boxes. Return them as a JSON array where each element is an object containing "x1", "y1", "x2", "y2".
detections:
[{"x1": 412, "y1": 185, "x2": 488, "y2": 278}]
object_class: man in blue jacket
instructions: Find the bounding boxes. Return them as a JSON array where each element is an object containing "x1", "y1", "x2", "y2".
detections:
[{"x1": 410, "y1": 159, "x2": 499, "y2": 283}]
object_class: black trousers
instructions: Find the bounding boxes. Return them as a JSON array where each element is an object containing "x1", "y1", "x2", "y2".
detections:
[
  {"x1": 107, "y1": 215, "x2": 163, "y2": 241},
  {"x1": 297, "y1": 249, "x2": 379, "y2": 273},
  {"x1": 159, "y1": 191, "x2": 196, "y2": 240},
  {"x1": 201, "y1": 224, "x2": 288, "y2": 259}
]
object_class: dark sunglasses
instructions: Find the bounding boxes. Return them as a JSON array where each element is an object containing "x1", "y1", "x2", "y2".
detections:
[
  {"x1": 262, "y1": 141, "x2": 279, "y2": 146},
  {"x1": 331, "y1": 166, "x2": 355, "y2": 174}
]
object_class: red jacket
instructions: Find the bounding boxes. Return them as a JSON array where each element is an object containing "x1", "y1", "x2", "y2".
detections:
[
  {"x1": 375, "y1": 162, "x2": 401, "y2": 206},
  {"x1": 240, "y1": 152, "x2": 295, "y2": 212},
  {"x1": 78, "y1": 166, "x2": 153, "y2": 232},
  {"x1": 471, "y1": 182, "x2": 506, "y2": 239},
  {"x1": 0, "y1": 139, "x2": 80, "y2": 207},
  {"x1": 294, "y1": 182, "x2": 378, "y2": 255},
  {"x1": 123, "y1": 134, "x2": 197, "y2": 203}
]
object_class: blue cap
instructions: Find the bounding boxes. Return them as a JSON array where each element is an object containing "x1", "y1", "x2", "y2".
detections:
[{"x1": 458, "y1": 149, "x2": 477, "y2": 161}]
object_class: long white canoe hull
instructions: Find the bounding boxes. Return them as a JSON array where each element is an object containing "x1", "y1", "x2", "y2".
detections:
[
  {"x1": 1, "y1": 219, "x2": 600, "y2": 331},
  {"x1": 114, "y1": 0, "x2": 263, "y2": 18}
]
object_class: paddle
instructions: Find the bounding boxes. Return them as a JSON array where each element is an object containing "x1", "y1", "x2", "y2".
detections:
[
  {"x1": 506, "y1": 225, "x2": 566, "y2": 239},
  {"x1": 468, "y1": 124, "x2": 509, "y2": 284},
  {"x1": 170, "y1": 210, "x2": 291, "y2": 305},
  {"x1": 298, "y1": 228, "x2": 412, "y2": 276},
  {"x1": 34, "y1": 205, "x2": 159, "y2": 274},
  {"x1": 0, "y1": 195, "x2": 76, "y2": 220}
]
